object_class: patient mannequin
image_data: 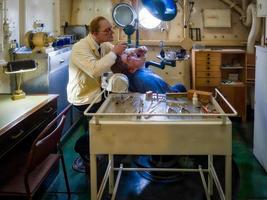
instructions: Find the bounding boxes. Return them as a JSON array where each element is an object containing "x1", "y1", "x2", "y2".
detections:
[{"x1": 111, "y1": 46, "x2": 186, "y2": 93}]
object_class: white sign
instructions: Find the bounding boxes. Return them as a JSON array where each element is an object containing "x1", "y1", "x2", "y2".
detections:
[{"x1": 203, "y1": 9, "x2": 231, "y2": 28}]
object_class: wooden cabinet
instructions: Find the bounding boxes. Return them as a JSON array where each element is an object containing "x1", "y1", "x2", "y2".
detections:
[
  {"x1": 0, "y1": 95, "x2": 58, "y2": 159},
  {"x1": 218, "y1": 84, "x2": 246, "y2": 121},
  {"x1": 192, "y1": 49, "x2": 247, "y2": 121},
  {"x1": 192, "y1": 51, "x2": 221, "y2": 92},
  {"x1": 246, "y1": 53, "x2": 256, "y2": 84},
  {"x1": 0, "y1": 95, "x2": 58, "y2": 183}
]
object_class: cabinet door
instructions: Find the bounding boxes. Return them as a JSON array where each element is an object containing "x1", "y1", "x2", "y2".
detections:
[
  {"x1": 257, "y1": 0, "x2": 267, "y2": 17},
  {"x1": 219, "y1": 85, "x2": 246, "y2": 121},
  {"x1": 254, "y1": 46, "x2": 267, "y2": 171}
]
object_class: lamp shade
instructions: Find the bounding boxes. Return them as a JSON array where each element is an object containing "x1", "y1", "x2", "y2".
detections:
[
  {"x1": 141, "y1": 0, "x2": 177, "y2": 21},
  {"x1": 5, "y1": 60, "x2": 37, "y2": 74}
]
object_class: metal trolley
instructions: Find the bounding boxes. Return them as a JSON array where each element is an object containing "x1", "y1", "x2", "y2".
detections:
[{"x1": 84, "y1": 89, "x2": 237, "y2": 200}]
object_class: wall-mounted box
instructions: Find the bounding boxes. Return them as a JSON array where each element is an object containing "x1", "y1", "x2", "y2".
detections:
[
  {"x1": 257, "y1": 0, "x2": 267, "y2": 17},
  {"x1": 203, "y1": 9, "x2": 231, "y2": 28}
]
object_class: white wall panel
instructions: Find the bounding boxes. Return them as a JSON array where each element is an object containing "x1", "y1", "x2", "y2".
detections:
[
  {"x1": 71, "y1": 0, "x2": 112, "y2": 25},
  {"x1": 25, "y1": 0, "x2": 56, "y2": 33},
  {"x1": 6, "y1": 0, "x2": 19, "y2": 41}
]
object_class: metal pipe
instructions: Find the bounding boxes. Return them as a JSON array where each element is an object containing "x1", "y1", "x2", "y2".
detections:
[
  {"x1": 210, "y1": 162, "x2": 225, "y2": 200},
  {"x1": 113, "y1": 167, "x2": 209, "y2": 172},
  {"x1": 183, "y1": 0, "x2": 188, "y2": 38},
  {"x1": 19, "y1": 0, "x2": 26, "y2": 45},
  {"x1": 219, "y1": 0, "x2": 261, "y2": 54},
  {"x1": 97, "y1": 160, "x2": 112, "y2": 200},
  {"x1": 245, "y1": 3, "x2": 261, "y2": 53},
  {"x1": 242, "y1": 0, "x2": 248, "y2": 13},
  {"x1": 199, "y1": 165, "x2": 211, "y2": 200},
  {"x1": 219, "y1": 0, "x2": 245, "y2": 17},
  {"x1": 111, "y1": 164, "x2": 123, "y2": 200}
]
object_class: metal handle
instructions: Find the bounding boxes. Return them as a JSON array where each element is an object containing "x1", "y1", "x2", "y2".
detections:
[
  {"x1": 59, "y1": 59, "x2": 65, "y2": 64},
  {"x1": 84, "y1": 90, "x2": 106, "y2": 116},
  {"x1": 44, "y1": 107, "x2": 53, "y2": 114},
  {"x1": 84, "y1": 92, "x2": 238, "y2": 120},
  {"x1": 214, "y1": 88, "x2": 237, "y2": 116},
  {"x1": 11, "y1": 129, "x2": 24, "y2": 139}
]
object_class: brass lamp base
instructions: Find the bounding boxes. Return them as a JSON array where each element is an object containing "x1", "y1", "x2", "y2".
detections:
[{"x1": 11, "y1": 90, "x2": 26, "y2": 100}]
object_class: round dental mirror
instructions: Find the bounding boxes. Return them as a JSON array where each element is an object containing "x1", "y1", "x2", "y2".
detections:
[{"x1": 112, "y1": 3, "x2": 137, "y2": 28}]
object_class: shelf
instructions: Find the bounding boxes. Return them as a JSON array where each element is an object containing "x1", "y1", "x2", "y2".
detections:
[
  {"x1": 246, "y1": 79, "x2": 255, "y2": 83},
  {"x1": 221, "y1": 82, "x2": 246, "y2": 86},
  {"x1": 221, "y1": 67, "x2": 244, "y2": 69}
]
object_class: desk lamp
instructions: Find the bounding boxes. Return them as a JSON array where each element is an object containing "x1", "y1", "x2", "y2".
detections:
[{"x1": 4, "y1": 60, "x2": 37, "y2": 100}]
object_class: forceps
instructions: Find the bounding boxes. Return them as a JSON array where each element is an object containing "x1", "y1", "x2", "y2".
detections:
[{"x1": 144, "y1": 100, "x2": 164, "y2": 119}]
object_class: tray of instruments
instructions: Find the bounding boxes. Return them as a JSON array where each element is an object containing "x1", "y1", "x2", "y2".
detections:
[{"x1": 85, "y1": 89, "x2": 237, "y2": 123}]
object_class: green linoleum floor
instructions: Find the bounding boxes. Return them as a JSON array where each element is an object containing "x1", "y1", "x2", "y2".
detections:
[{"x1": 38, "y1": 119, "x2": 267, "y2": 200}]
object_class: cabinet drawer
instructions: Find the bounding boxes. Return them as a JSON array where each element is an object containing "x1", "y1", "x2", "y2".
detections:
[
  {"x1": 196, "y1": 78, "x2": 221, "y2": 86},
  {"x1": 196, "y1": 59, "x2": 221, "y2": 67},
  {"x1": 49, "y1": 50, "x2": 71, "y2": 72},
  {"x1": 196, "y1": 71, "x2": 221, "y2": 78},
  {"x1": 195, "y1": 52, "x2": 221, "y2": 60},
  {"x1": 0, "y1": 99, "x2": 57, "y2": 157},
  {"x1": 196, "y1": 64, "x2": 220, "y2": 71}
]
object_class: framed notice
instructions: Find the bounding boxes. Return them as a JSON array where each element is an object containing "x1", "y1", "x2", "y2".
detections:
[{"x1": 203, "y1": 9, "x2": 231, "y2": 28}]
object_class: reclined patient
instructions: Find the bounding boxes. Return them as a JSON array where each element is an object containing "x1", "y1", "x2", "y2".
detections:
[{"x1": 111, "y1": 46, "x2": 186, "y2": 93}]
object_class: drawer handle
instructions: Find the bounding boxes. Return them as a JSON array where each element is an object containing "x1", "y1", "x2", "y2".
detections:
[
  {"x1": 207, "y1": 57, "x2": 210, "y2": 60},
  {"x1": 207, "y1": 54, "x2": 210, "y2": 56},
  {"x1": 207, "y1": 73, "x2": 210, "y2": 76},
  {"x1": 59, "y1": 59, "x2": 65, "y2": 64},
  {"x1": 206, "y1": 80, "x2": 210, "y2": 83},
  {"x1": 11, "y1": 129, "x2": 24, "y2": 139},
  {"x1": 44, "y1": 107, "x2": 54, "y2": 114},
  {"x1": 207, "y1": 62, "x2": 210, "y2": 65},
  {"x1": 207, "y1": 67, "x2": 210, "y2": 70}
]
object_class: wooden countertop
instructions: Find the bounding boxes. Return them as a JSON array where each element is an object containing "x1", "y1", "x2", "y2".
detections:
[{"x1": 0, "y1": 94, "x2": 58, "y2": 135}]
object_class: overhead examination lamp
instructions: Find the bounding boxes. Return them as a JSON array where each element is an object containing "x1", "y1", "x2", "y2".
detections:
[
  {"x1": 141, "y1": 0, "x2": 177, "y2": 21},
  {"x1": 112, "y1": 0, "x2": 178, "y2": 69},
  {"x1": 142, "y1": 0, "x2": 178, "y2": 69}
]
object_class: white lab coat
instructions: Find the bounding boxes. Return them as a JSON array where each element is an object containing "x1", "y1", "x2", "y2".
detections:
[{"x1": 67, "y1": 34, "x2": 116, "y2": 105}]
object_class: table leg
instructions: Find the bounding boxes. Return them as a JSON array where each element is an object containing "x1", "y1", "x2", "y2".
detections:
[
  {"x1": 208, "y1": 155, "x2": 214, "y2": 196},
  {"x1": 109, "y1": 154, "x2": 114, "y2": 195},
  {"x1": 225, "y1": 155, "x2": 232, "y2": 200},
  {"x1": 90, "y1": 154, "x2": 97, "y2": 200}
]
